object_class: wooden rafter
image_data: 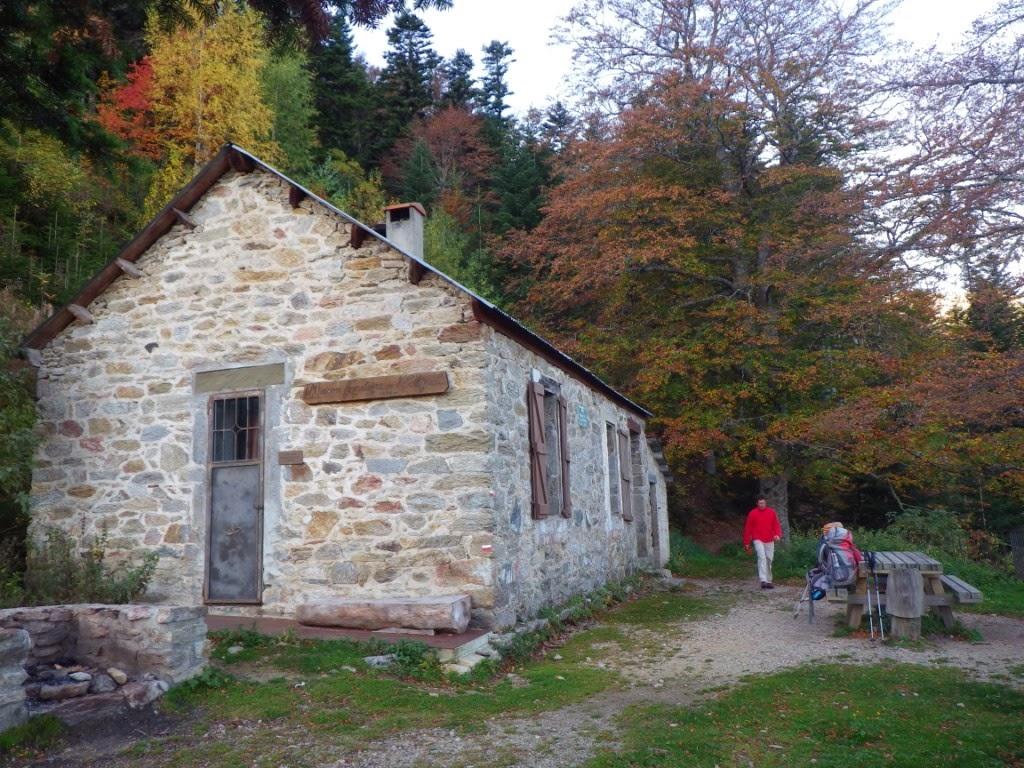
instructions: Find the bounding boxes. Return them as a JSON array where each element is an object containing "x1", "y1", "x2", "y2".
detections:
[
  {"x1": 172, "y1": 208, "x2": 197, "y2": 229},
  {"x1": 115, "y1": 258, "x2": 143, "y2": 278},
  {"x1": 67, "y1": 304, "x2": 94, "y2": 324}
]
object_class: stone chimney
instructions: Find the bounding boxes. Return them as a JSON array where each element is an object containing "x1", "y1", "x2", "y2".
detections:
[{"x1": 384, "y1": 203, "x2": 426, "y2": 260}]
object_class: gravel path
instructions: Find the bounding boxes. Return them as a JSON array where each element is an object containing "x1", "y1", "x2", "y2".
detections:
[{"x1": 329, "y1": 578, "x2": 1024, "y2": 768}]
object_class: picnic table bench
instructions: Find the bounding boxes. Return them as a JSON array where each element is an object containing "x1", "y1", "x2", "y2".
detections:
[{"x1": 836, "y1": 551, "x2": 982, "y2": 638}]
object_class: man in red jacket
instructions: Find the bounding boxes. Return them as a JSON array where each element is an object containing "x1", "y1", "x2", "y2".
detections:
[{"x1": 743, "y1": 497, "x2": 783, "y2": 589}]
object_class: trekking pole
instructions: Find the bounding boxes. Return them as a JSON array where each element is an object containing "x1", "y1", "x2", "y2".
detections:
[
  {"x1": 865, "y1": 560, "x2": 876, "y2": 640},
  {"x1": 868, "y1": 551, "x2": 884, "y2": 641}
]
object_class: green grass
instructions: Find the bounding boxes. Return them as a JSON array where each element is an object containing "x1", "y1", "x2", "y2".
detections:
[
  {"x1": 604, "y1": 592, "x2": 717, "y2": 627},
  {"x1": 0, "y1": 715, "x2": 64, "y2": 758},
  {"x1": 584, "y1": 663, "x2": 1024, "y2": 767},
  {"x1": 148, "y1": 587, "x2": 717, "y2": 766}
]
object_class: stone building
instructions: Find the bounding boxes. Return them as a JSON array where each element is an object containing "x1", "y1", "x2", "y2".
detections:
[{"x1": 23, "y1": 145, "x2": 670, "y2": 629}]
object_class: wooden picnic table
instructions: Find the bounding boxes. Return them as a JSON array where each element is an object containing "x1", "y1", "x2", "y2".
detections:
[{"x1": 845, "y1": 551, "x2": 981, "y2": 634}]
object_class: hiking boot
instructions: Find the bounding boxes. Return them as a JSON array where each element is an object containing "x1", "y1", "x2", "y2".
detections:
[
  {"x1": 765, "y1": 583, "x2": 775, "y2": 589},
  {"x1": 760, "y1": 582, "x2": 768, "y2": 589}
]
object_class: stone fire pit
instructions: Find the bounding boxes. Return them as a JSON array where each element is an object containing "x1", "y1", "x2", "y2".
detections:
[{"x1": 0, "y1": 604, "x2": 207, "y2": 730}]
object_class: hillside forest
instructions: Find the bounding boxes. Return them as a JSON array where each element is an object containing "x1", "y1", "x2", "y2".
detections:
[{"x1": 0, "y1": 0, "x2": 1022, "y2": 558}]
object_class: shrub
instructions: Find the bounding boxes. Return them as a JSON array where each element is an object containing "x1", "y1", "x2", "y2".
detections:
[
  {"x1": 388, "y1": 639, "x2": 443, "y2": 680},
  {"x1": 886, "y1": 507, "x2": 968, "y2": 559},
  {"x1": 17, "y1": 526, "x2": 158, "y2": 605}
]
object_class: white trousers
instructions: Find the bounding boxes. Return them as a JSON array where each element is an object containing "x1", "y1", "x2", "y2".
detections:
[{"x1": 753, "y1": 540, "x2": 774, "y2": 584}]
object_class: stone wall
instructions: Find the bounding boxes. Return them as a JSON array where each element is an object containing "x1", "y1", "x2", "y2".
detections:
[
  {"x1": 31, "y1": 169, "x2": 494, "y2": 615},
  {"x1": 0, "y1": 605, "x2": 207, "y2": 684},
  {"x1": 484, "y1": 329, "x2": 668, "y2": 627},
  {"x1": 0, "y1": 629, "x2": 29, "y2": 734}
]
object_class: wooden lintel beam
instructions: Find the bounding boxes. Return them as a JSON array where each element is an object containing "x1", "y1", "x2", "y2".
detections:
[
  {"x1": 409, "y1": 260, "x2": 427, "y2": 285},
  {"x1": 228, "y1": 151, "x2": 254, "y2": 173},
  {"x1": 303, "y1": 371, "x2": 449, "y2": 405},
  {"x1": 115, "y1": 258, "x2": 143, "y2": 278},
  {"x1": 68, "y1": 304, "x2": 94, "y2": 324},
  {"x1": 289, "y1": 186, "x2": 307, "y2": 208},
  {"x1": 350, "y1": 225, "x2": 369, "y2": 249},
  {"x1": 172, "y1": 207, "x2": 197, "y2": 229}
]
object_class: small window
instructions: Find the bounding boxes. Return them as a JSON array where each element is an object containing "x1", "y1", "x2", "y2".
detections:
[
  {"x1": 606, "y1": 423, "x2": 621, "y2": 517},
  {"x1": 211, "y1": 394, "x2": 261, "y2": 463}
]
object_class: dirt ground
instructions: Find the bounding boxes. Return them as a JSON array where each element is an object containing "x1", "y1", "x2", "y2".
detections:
[
  {"x1": 325, "y1": 579, "x2": 1024, "y2": 768},
  {"x1": 15, "y1": 578, "x2": 1024, "y2": 768}
]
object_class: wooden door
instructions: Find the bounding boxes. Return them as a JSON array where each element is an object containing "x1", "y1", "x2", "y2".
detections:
[{"x1": 205, "y1": 392, "x2": 263, "y2": 604}]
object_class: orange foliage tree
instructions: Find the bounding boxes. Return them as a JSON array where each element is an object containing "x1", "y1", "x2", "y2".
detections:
[{"x1": 501, "y1": 72, "x2": 933, "y2": 531}]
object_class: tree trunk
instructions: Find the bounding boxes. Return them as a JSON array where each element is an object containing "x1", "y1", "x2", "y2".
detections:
[{"x1": 759, "y1": 474, "x2": 790, "y2": 542}]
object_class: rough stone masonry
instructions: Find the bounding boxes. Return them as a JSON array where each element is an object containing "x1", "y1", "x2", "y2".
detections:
[{"x1": 29, "y1": 161, "x2": 669, "y2": 629}]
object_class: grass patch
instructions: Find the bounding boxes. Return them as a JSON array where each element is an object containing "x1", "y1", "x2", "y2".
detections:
[
  {"x1": 0, "y1": 715, "x2": 64, "y2": 758},
  {"x1": 586, "y1": 663, "x2": 1024, "y2": 767},
  {"x1": 604, "y1": 592, "x2": 716, "y2": 627}
]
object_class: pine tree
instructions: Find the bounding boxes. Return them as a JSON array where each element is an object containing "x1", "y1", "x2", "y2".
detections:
[
  {"x1": 263, "y1": 49, "x2": 318, "y2": 173},
  {"x1": 376, "y1": 12, "x2": 442, "y2": 140},
  {"x1": 399, "y1": 138, "x2": 439, "y2": 209},
  {"x1": 311, "y1": 14, "x2": 376, "y2": 164},
  {"x1": 441, "y1": 50, "x2": 477, "y2": 108},
  {"x1": 478, "y1": 41, "x2": 514, "y2": 121},
  {"x1": 493, "y1": 132, "x2": 548, "y2": 234},
  {"x1": 541, "y1": 101, "x2": 577, "y2": 151}
]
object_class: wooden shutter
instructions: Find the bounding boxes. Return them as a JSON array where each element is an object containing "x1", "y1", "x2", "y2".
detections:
[
  {"x1": 527, "y1": 380, "x2": 549, "y2": 519},
  {"x1": 558, "y1": 395, "x2": 572, "y2": 518},
  {"x1": 619, "y1": 430, "x2": 633, "y2": 521}
]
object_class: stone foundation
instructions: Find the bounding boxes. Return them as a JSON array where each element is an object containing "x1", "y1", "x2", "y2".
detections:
[
  {"x1": 0, "y1": 629, "x2": 30, "y2": 734},
  {"x1": 0, "y1": 604, "x2": 207, "y2": 684}
]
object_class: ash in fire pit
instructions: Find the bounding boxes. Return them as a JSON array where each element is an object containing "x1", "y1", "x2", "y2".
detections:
[{"x1": 25, "y1": 661, "x2": 169, "y2": 725}]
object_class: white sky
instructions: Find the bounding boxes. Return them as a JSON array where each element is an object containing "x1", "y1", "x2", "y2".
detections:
[{"x1": 352, "y1": 0, "x2": 997, "y2": 117}]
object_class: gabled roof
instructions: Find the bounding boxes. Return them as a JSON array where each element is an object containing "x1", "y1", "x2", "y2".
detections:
[{"x1": 23, "y1": 144, "x2": 650, "y2": 418}]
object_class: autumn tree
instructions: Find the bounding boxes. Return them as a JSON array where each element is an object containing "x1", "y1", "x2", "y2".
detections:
[
  {"x1": 142, "y1": 3, "x2": 282, "y2": 217},
  {"x1": 867, "y1": 0, "x2": 1024, "y2": 283},
  {"x1": 385, "y1": 107, "x2": 496, "y2": 220},
  {"x1": 503, "y1": 74, "x2": 930, "y2": 534}
]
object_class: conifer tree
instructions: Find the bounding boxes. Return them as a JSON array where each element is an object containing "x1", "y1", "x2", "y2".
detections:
[
  {"x1": 376, "y1": 11, "x2": 442, "y2": 144},
  {"x1": 441, "y1": 50, "x2": 477, "y2": 109},
  {"x1": 262, "y1": 49, "x2": 318, "y2": 173},
  {"x1": 311, "y1": 14, "x2": 376, "y2": 164},
  {"x1": 478, "y1": 41, "x2": 514, "y2": 122}
]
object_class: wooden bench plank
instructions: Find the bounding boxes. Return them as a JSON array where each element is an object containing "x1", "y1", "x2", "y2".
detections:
[{"x1": 940, "y1": 574, "x2": 983, "y2": 603}]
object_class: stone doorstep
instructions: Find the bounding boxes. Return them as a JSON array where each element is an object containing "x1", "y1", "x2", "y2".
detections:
[{"x1": 435, "y1": 632, "x2": 493, "y2": 663}]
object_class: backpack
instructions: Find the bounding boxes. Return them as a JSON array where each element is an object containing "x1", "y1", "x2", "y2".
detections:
[{"x1": 816, "y1": 525, "x2": 862, "y2": 589}]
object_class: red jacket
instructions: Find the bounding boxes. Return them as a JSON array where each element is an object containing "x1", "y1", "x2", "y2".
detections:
[{"x1": 744, "y1": 507, "x2": 782, "y2": 547}]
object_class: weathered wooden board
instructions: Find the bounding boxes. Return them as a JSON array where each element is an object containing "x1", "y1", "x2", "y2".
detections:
[
  {"x1": 302, "y1": 371, "x2": 449, "y2": 405},
  {"x1": 940, "y1": 574, "x2": 983, "y2": 603}
]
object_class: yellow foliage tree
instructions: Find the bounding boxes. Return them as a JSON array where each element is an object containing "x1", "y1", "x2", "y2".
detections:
[{"x1": 143, "y1": 4, "x2": 281, "y2": 218}]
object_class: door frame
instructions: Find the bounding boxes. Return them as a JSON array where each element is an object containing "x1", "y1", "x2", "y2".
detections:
[{"x1": 203, "y1": 389, "x2": 265, "y2": 605}]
